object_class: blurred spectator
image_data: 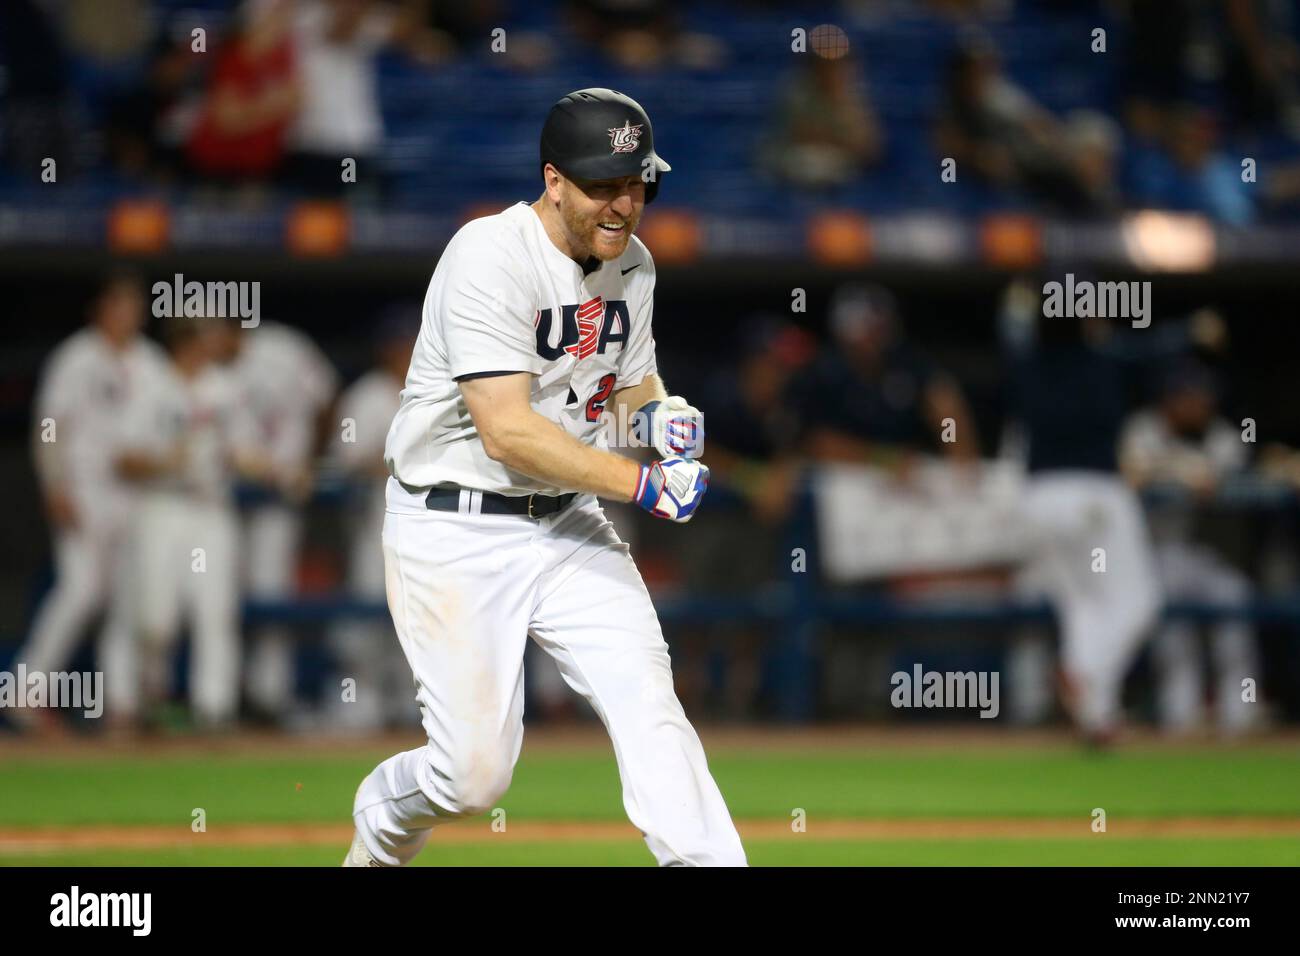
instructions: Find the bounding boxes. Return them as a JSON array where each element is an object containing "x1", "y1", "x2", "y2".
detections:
[
  {"x1": 416, "y1": 0, "x2": 551, "y2": 70},
  {"x1": 791, "y1": 284, "x2": 979, "y2": 478},
  {"x1": 323, "y1": 309, "x2": 419, "y2": 731},
  {"x1": 1063, "y1": 110, "x2": 1125, "y2": 216},
  {"x1": 1122, "y1": 0, "x2": 1300, "y2": 139},
  {"x1": 565, "y1": 0, "x2": 725, "y2": 71},
  {"x1": 211, "y1": 319, "x2": 338, "y2": 724},
  {"x1": 1120, "y1": 360, "x2": 1263, "y2": 735},
  {"x1": 185, "y1": 0, "x2": 301, "y2": 189},
  {"x1": 1220, "y1": 0, "x2": 1300, "y2": 137},
  {"x1": 99, "y1": 20, "x2": 212, "y2": 182},
  {"x1": 57, "y1": 0, "x2": 158, "y2": 145},
  {"x1": 11, "y1": 273, "x2": 164, "y2": 736},
  {"x1": 935, "y1": 35, "x2": 1095, "y2": 210},
  {"x1": 1119, "y1": 0, "x2": 1198, "y2": 142},
  {"x1": 0, "y1": 0, "x2": 77, "y2": 177},
  {"x1": 1127, "y1": 105, "x2": 1255, "y2": 225},
  {"x1": 59, "y1": 0, "x2": 155, "y2": 69},
  {"x1": 648, "y1": 318, "x2": 814, "y2": 721},
  {"x1": 285, "y1": 0, "x2": 441, "y2": 197},
  {"x1": 116, "y1": 317, "x2": 266, "y2": 731},
  {"x1": 415, "y1": 0, "x2": 502, "y2": 53},
  {"x1": 763, "y1": 50, "x2": 882, "y2": 190}
]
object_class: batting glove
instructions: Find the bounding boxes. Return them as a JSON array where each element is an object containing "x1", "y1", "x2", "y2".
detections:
[
  {"x1": 638, "y1": 396, "x2": 704, "y2": 459},
  {"x1": 634, "y1": 457, "x2": 710, "y2": 523}
]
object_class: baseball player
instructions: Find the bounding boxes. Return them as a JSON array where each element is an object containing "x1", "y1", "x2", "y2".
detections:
[
  {"x1": 1005, "y1": 308, "x2": 1163, "y2": 744},
  {"x1": 16, "y1": 273, "x2": 165, "y2": 733},
  {"x1": 324, "y1": 311, "x2": 421, "y2": 731},
  {"x1": 115, "y1": 317, "x2": 262, "y2": 728},
  {"x1": 345, "y1": 89, "x2": 746, "y2": 867},
  {"x1": 1120, "y1": 361, "x2": 1262, "y2": 735},
  {"x1": 212, "y1": 319, "x2": 338, "y2": 722}
]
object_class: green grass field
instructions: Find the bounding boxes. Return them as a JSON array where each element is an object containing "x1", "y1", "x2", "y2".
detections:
[{"x1": 1, "y1": 730, "x2": 1297, "y2": 865}]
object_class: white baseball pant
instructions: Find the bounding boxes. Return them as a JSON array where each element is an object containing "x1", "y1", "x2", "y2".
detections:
[
  {"x1": 1152, "y1": 543, "x2": 1261, "y2": 734},
  {"x1": 1022, "y1": 472, "x2": 1162, "y2": 733},
  {"x1": 324, "y1": 494, "x2": 416, "y2": 731},
  {"x1": 17, "y1": 513, "x2": 133, "y2": 690},
  {"x1": 352, "y1": 480, "x2": 746, "y2": 866},
  {"x1": 125, "y1": 492, "x2": 241, "y2": 725},
  {"x1": 242, "y1": 503, "x2": 301, "y2": 715}
]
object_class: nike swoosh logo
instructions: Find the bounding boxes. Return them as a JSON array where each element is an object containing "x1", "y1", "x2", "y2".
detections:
[{"x1": 621, "y1": 264, "x2": 641, "y2": 275}]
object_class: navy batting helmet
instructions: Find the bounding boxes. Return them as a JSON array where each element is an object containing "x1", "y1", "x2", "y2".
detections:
[{"x1": 539, "y1": 88, "x2": 671, "y2": 203}]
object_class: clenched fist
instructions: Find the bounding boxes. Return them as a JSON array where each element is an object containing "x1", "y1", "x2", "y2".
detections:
[
  {"x1": 633, "y1": 457, "x2": 710, "y2": 523},
  {"x1": 637, "y1": 396, "x2": 704, "y2": 459}
]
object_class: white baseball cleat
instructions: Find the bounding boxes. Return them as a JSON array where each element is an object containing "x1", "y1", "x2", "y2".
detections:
[
  {"x1": 343, "y1": 783, "x2": 386, "y2": 867},
  {"x1": 342, "y1": 830, "x2": 385, "y2": 867}
]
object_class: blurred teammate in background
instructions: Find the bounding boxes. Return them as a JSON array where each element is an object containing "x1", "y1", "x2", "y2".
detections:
[
  {"x1": 792, "y1": 283, "x2": 979, "y2": 477},
  {"x1": 324, "y1": 310, "x2": 419, "y2": 731},
  {"x1": 668, "y1": 317, "x2": 814, "y2": 718},
  {"x1": 1004, "y1": 299, "x2": 1162, "y2": 744},
  {"x1": 14, "y1": 273, "x2": 164, "y2": 734},
  {"x1": 704, "y1": 317, "x2": 815, "y2": 525},
  {"x1": 211, "y1": 319, "x2": 338, "y2": 724},
  {"x1": 114, "y1": 317, "x2": 264, "y2": 729},
  {"x1": 1120, "y1": 360, "x2": 1262, "y2": 735}
]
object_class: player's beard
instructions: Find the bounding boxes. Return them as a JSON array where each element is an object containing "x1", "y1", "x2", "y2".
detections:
[{"x1": 562, "y1": 201, "x2": 639, "y2": 262}]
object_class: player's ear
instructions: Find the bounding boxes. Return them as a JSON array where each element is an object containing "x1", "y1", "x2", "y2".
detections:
[{"x1": 542, "y1": 164, "x2": 565, "y2": 203}]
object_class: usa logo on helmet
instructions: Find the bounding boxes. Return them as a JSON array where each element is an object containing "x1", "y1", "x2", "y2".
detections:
[{"x1": 608, "y1": 121, "x2": 643, "y2": 154}]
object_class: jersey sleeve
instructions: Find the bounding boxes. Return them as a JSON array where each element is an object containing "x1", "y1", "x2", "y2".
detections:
[
  {"x1": 616, "y1": 246, "x2": 657, "y2": 389},
  {"x1": 442, "y1": 248, "x2": 543, "y2": 381},
  {"x1": 32, "y1": 344, "x2": 85, "y2": 430},
  {"x1": 30, "y1": 344, "x2": 87, "y2": 486},
  {"x1": 335, "y1": 380, "x2": 388, "y2": 470}
]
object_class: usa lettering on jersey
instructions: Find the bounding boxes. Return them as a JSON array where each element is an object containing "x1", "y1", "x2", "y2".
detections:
[{"x1": 534, "y1": 297, "x2": 630, "y2": 361}]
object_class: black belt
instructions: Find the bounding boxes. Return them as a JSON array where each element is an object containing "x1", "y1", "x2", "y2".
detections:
[{"x1": 424, "y1": 485, "x2": 578, "y2": 519}]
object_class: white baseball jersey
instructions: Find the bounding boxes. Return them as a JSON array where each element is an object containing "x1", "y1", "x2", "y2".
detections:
[
  {"x1": 33, "y1": 329, "x2": 168, "y2": 523},
  {"x1": 337, "y1": 368, "x2": 402, "y2": 587},
  {"x1": 1120, "y1": 411, "x2": 1245, "y2": 483},
  {"x1": 338, "y1": 369, "x2": 402, "y2": 477},
  {"x1": 229, "y1": 321, "x2": 338, "y2": 474},
  {"x1": 385, "y1": 202, "x2": 658, "y2": 496},
  {"x1": 120, "y1": 361, "x2": 255, "y2": 503},
  {"x1": 353, "y1": 203, "x2": 746, "y2": 867},
  {"x1": 1119, "y1": 411, "x2": 1245, "y2": 541}
]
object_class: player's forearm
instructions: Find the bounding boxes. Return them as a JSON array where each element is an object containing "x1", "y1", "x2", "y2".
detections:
[
  {"x1": 612, "y1": 373, "x2": 668, "y2": 447},
  {"x1": 614, "y1": 374, "x2": 668, "y2": 418},
  {"x1": 484, "y1": 410, "x2": 641, "y2": 501}
]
